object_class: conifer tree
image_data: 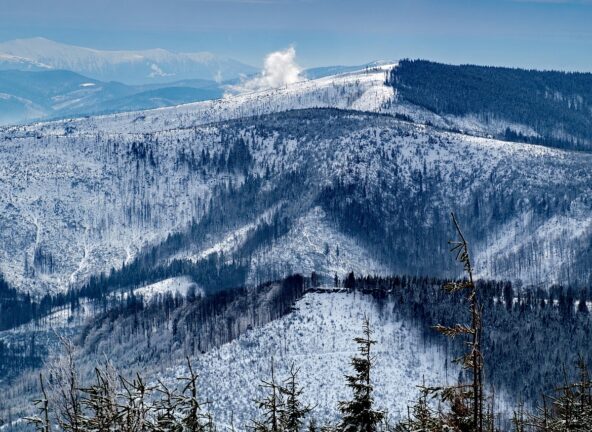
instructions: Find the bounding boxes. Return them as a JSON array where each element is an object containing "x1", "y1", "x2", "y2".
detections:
[
  {"x1": 338, "y1": 316, "x2": 384, "y2": 432},
  {"x1": 530, "y1": 359, "x2": 592, "y2": 431},
  {"x1": 280, "y1": 364, "x2": 311, "y2": 432},
  {"x1": 432, "y1": 212, "x2": 485, "y2": 431},
  {"x1": 395, "y1": 385, "x2": 442, "y2": 432},
  {"x1": 178, "y1": 356, "x2": 209, "y2": 432},
  {"x1": 253, "y1": 358, "x2": 284, "y2": 432},
  {"x1": 118, "y1": 372, "x2": 155, "y2": 431},
  {"x1": 50, "y1": 337, "x2": 84, "y2": 432},
  {"x1": 396, "y1": 213, "x2": 494, "y2": 432},
  {"x1": 79, "y1": 366, "x2": 121, "y2": 431},
  {"x1": 154, "y1": 379, "x2": 183, "y2": 431}
]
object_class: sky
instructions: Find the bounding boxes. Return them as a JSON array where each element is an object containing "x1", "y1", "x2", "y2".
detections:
[{"x1": 1, "y1": 0, "x2": 592, "y2": 71}]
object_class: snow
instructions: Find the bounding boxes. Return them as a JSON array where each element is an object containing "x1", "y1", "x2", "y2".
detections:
[
  {"x1": 0, "y1": 65, "x2": 590, "y2": 293},
  {"x1": 475, "y1": 206, "x2": 592, "y2": 284},
  {"x1": 0, "y1": 38, "x2": 257, "y2": 84},
  {"x1": 247, "y1": 207, "x2": 391, "y2": 284},
  {"x1": 130, "y1": 276, "x2": 201, "y2": 301},
  {"x1": 161, "y1": 291, "x2": 457, "y2": 429},
  {"x1": 0, "y1": 64, "x2": 395, "y2": 137}
]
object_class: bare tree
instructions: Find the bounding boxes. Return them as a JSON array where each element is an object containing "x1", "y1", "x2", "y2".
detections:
[
  {"x1": 48, "y1": 336, "x2": 84, "y2": 432},
  {"x1": 26, "y1": 373, "x2": 51, "y2": 432},
  {"x1": 432, "y1": 212, "x2": 485, "y2": 431}
]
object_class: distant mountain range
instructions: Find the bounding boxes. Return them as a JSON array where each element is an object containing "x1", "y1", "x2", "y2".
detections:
[
  {"x1": 0, "y1": 37, "x2": 389, "y2": 125},
  {"x1": 0, "y1": 69, "x2": 226, "y2": 125},
  {"x1": 0, "y1": 37, "x2": 258, "y2": 84}
]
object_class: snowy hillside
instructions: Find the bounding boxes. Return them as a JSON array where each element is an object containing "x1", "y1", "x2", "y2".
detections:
[
  {"x1": 0, "y1": 66, "x2": 591, "y2": 295},
  {"x1": 158, "y1": 291, "x2": 510, "y2": 429},
  {"x1": 1, "y1": 60, "x2": 565, "y2": 145},
  {"x1": 1, "y1": 63, "x2": 396, "y2": 137},
  {"x1": 0, "y1": 69, "x2": 225, "y2": 126}
]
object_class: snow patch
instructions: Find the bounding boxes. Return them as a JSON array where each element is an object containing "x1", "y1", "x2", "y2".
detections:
[{"x1": 131, "y1": 276, "x2": 201, "y2": 301}]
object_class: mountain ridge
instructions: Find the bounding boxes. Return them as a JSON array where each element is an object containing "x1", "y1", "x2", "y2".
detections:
[
  {"x1": 0, "y1": 37, "x2": 258, "y2": 84},
  {"x1": 0, "y1": 65, "x2": 591, "y2": 296}
]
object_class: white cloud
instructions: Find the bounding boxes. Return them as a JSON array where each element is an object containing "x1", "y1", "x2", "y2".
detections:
[
  {"x1": 148, "y1": 63, "x2": 174, "y2": 78},
  {"x1": 227, "y1": 46, "x2": 303, "y2": 94}
]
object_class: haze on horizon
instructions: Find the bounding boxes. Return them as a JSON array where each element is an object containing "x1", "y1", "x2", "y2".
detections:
[{"x1": 1, "y1": 0, "x2": 592, "y2": 72}]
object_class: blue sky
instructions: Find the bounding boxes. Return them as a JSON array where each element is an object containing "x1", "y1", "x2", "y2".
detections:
[{"x1": 1, "y1": 0, "x2": 591, "y2": 71}]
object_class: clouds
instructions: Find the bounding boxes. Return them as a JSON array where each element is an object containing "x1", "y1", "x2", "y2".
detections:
[{"x1": 228, "y1": 46, "x2": 302, "y2": 94}]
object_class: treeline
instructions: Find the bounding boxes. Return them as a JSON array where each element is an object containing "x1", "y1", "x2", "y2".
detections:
[
  {"x1": 0, "y1": 273, "x2": 76, "y2": 330},
  {"x1": 340, "y1": 272, "x2": 592, "y2": 409},
  {"x1": 0, "y1": 336, "x2": 45, "y2": 381},
  {"x1": 78, "y1": 166, "x2": 301, "y2": 301},
  {"x1": 74, "y1": 266, "x2": 592, "y2": 416},
  {"x1": 78, "y1": 274, "x2": 306, "y2": 362},
  {"x1": 25, "y1": 278, "x2": 592, "y2": 432},
  {"x1": 22, "y1": 215, "x2": 592, "y2": 431},
  {"x1": 0, "y1": 170, "x2": 298, "y2": 333},
  {"x1": 317, "y1": 163, "x2": 590, "y2": 285},
  {"x1": 388, "y1": 59, "x2": 592, "y2": 151},
  {"x1": 176, "y1": 133, "x2": 253, "y2": 174}
]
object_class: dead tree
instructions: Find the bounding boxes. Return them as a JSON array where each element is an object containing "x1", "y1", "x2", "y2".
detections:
[{"x1": 432, "y1": 212, "x2": 485, "y2": 431}]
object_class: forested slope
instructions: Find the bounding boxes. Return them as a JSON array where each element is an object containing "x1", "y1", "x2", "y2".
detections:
[{"x1": 388, "y1": 59, "x2": 592, "y2": 150}]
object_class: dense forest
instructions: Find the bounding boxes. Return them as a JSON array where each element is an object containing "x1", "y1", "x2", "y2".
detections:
[
  {"x1": 1, "y1": 108, "x2": 591, "y2": 297},
  {"x1": 0, "y1": 212, "x2": 591, "y2": 430},
  {"x1": 388, "y1": 59, "x2": 592, "y2": 151}
]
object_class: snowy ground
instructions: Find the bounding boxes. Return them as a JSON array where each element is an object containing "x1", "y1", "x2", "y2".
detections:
[
  {"x1": 247, "y1": 207, "x2": 391, "y2": 284},
  {"x1": 0, "y1": 64, "x2": 590, "y2": 294},
  {"x1": 129, "y1": 276, "x2": 202, "y2": 301},
  {"x1": 160, "y1": 291, "x2": 458, "y2": 429}
]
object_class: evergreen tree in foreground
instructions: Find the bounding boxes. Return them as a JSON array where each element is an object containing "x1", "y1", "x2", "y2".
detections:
[
  {"x1": 280, "y1": 364, "x2": 312, "y2": 432},
  {"x1": 338, "y1": 316, "x2": 385, "y2": 432},
  {"x1": 522, "y1": 359, "x2": 592, "y2": 431},
  {"x1": 253, "y1": 358, "x2": 284, "y2": 432}
]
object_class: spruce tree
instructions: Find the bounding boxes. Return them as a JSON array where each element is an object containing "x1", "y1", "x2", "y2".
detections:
[
  {"x1": 79, "y1": 366, "x2": 121, "y2": 431},
  {"x1": 280, "y1": 364, "x2": 311, "y2": 432},
  {"x1": 338, "y1": 317, "x2": 384, "y2": 432},
  {"x1": 432, "y1": 213, "x2": 485, "y2": 431},
  {"x1": 396, "y1": 213, "x2": 494, "y2": 432},
  {"x1": 531, "y1": 359, "x2": 592, "y2": 431},
  {"x1": 178, "y1": 356, "x2": 209, "y2": 432},
  {"x1": 253, "y1": 358, "x2": 284, "y2": 432},
  {"x1": 26, "y1": 373, "x2": 51, "y2": 432}
]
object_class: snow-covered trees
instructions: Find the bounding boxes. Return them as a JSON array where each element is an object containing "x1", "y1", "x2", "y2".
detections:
[
  {"x1": 280, "y1": 365, "x2": 311, "y2": 432},
  {"x1": 525, "y1": 360, "x2": 592, "y2": 432},
  {"x1": 253, "y1": 359, "x2": 283, "y2": 432}
]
